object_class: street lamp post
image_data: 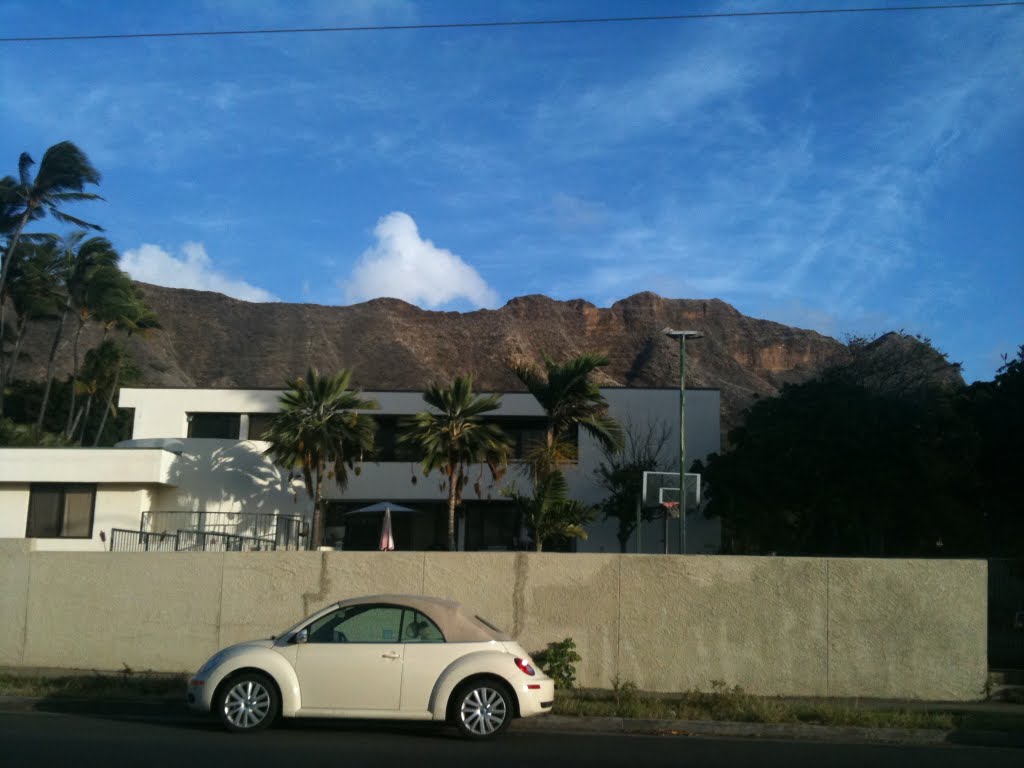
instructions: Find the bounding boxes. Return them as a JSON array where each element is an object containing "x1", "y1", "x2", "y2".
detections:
[{"x1": 663, "y1": 328, "x2": 703, "y2": 555}]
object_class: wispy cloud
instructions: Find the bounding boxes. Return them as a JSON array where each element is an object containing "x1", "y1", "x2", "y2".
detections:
[{"x1": 122, "y1": 242, "x2": 277, "y2": 302}]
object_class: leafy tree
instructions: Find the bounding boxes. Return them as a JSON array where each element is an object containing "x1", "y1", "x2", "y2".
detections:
[
  {"x1": 0, "y1": 239, "x2": 61, "y2": 413},
  {"x1": 595, "y1": 420, "x2": 673, "y2": 552},
  {"x1": 92, "y1": 292, "x2": 159, "y2": 445},
  {"x1": 511, "y1": 352, "x2": 624, "y2": 472},
  {"x1": 35, "y1": 233, "x2": 120, "y2": 428},
  {"x1": 62, "y1": 264, "x2": 134, "y2": 438},
  {"x1": 263, "y1": 369, "x2": 378, "y2": 549},
  {"x1": 701, "y1": 336, "x2": 979, "y2": 556},
  {"x1": 398, "y1": 375, "x2": 512, "y2": 551},
  {"x1": 0, "y1": 141, "x2": 102, "y2": 305},
  {"x1": 967, "y1": 345, "x2": 1024, "y2": 556},
  {"x1": 506, "y1": 470, "x2": 595, "y2": 552},
  {"x1": 509, "y1": 352, "x2": 623, "y2": 550}
]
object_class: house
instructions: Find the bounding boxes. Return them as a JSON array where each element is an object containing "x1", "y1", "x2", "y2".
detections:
[{"x1": 0, "y1": 386, "x2": 721, "y2": 554}]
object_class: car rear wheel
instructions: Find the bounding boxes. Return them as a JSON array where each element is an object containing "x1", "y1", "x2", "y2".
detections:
[
  {"x1": 217, "y1": 673, "x2": 279, "y2": 733},
  {"x1": 453, "y1": 679, "x2": 513, "y2": 739}
]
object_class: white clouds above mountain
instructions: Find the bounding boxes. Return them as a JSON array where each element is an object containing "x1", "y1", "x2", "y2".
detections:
[
  {"x1": 122, "y1": 243, "x2": 277, "y2": 302},
  {"x1": 341, "y1": 212, "x2": 498, "y2": 309}
]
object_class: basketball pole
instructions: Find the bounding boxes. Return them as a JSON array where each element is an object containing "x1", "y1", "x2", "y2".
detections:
[{"x1": 664, "y1": 328, "x2": 703, "y2": 555}]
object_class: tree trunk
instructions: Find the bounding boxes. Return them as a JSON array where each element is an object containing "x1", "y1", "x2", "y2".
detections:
[
  {"x1": 64, "y1": 318, "x2": 85, "y2": 437},
  {"x1": 535, "y1": 540, "x2": 544, "y2": 552},
  {"x1": 447, "y1": 469, "x2": 459, "y2": 551},
  {"x1": 36, "y1": 302, "x2": 70, "y2": 429},
  {"x1": 76, "y1": 393, "x2": 94, "y2": 444},
  {"x1": 0, "y1": 212, "x2": 29, "y2": 305},
  {"x1": 93, "y1": 353, "x2": 123, "y2": 446},
  {"x1": 310, "y1": 469, "x2": 324, "y2": 550},
  {"x1": 0, "y1": 310, "x2": 31, "y2": 416}
]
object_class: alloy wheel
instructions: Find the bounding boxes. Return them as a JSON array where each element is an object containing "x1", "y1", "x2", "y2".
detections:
[
  {"x1": 459, "y1": 685, "x2": 508, "y2": 736},
  {"x1": 223, "y1": 679, "x2": 272, "y2": 729}
]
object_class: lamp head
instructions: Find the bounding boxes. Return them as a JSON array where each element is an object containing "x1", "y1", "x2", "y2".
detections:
[{"x1": 662, "y1": 327, "x2": 704, "y2": 340}]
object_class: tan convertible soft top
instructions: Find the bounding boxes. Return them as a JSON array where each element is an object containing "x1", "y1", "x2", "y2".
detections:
[{"x1": 334, "y1": 594, "x2": 511, "y2": 643}]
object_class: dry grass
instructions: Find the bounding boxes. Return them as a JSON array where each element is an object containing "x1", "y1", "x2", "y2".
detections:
[
  {"x1": 0, "y1": 671, "x2": 187, "y2": 699},
  {"x1": 554, "y1": 681, "x2": 1022, "y2": 733}
]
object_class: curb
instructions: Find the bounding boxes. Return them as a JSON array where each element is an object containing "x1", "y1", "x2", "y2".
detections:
[{"x1": 1, "y1": 697, "x2": 1021, "y2": 749}]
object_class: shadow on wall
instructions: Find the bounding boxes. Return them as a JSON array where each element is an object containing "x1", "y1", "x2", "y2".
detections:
[{"x1": 160, "y1": 440, "x2": 309, "y2": 537}]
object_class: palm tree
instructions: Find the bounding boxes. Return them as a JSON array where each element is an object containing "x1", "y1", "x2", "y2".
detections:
[
  {"x1": 509, "y1": 352, "x2": 624, "y2": 551},
  {"x1": 35, "y1": 233, "x2": 119, "y2": 429},
  {"x1": 263, "y1": 369, "x2": 379, "y2": 549},
  {"x1": 507, "y1": 471, "x2": 595, "y2": 552},
  {"x1": 0, "y1": 239, "x2": 61, "y2": 415},
  {"x1": 511, "y1": 351, "x2": 624, "y2": 471},
  {"x1": 0, "y1": 142, "x2": 102, "y2": 304},
  {"x1": 63, "y1": 265, "x2": 133, "y2": 438},
  {"x1": 92, "y1": 292, "x2": 159, "y2": 446},
  {"x1": 398, "y1": 376, "x2": 512, "y2": 551}
]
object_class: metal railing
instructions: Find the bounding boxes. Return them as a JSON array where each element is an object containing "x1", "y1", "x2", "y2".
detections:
[
  {"x1": 141, "y1": 510, "x2": 307, "y2": 551},
  {"x1": 109, "y1": 528, "x2": 179, "y2": 552},
  {"x1": 175, "y1": 529, "x2": 276, "y2": 552}
]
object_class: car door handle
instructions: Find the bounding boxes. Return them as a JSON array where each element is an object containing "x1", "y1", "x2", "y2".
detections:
[{"x1": 381, "y1": 651, "x2": 401, "y2": 660}]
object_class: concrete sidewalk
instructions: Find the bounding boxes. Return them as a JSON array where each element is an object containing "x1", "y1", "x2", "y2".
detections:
[{"x1": 1, "y1": 694, "x2": 1021, "y2": 749}]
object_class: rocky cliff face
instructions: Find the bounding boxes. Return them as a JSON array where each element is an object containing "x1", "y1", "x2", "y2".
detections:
[{"x1": 16, "y1": 285, "x2": 850, "y2": 436}]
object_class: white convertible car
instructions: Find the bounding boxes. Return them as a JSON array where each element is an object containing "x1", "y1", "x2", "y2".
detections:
[{"x1": 188, "y1": 594, "x2": 555, "y2": 738}]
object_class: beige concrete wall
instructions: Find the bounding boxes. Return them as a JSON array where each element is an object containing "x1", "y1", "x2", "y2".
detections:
[{"x1": 0, "y1": 545, "x2": 987, "y2": 701}]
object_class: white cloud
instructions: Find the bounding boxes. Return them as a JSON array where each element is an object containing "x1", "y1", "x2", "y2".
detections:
[
  {"x1": 122, "y1": 242, "x2": 277, "y2": 302},
  {"x1": 342, "y1": 212, "x2": 498, "y2": 309}
]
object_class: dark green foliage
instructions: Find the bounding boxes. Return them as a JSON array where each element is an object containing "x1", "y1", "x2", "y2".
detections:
[
  {"x1": 1, "y1": 377, "x2": 134, "y2": 447},
  {"x1": 510, "y1": 352, "x2": 624, "y2": 550},
  {"x1": 966, "y1": 346, "x2": 1024, "y2": 557},
  {"x1": 262, "y1": 369, "x2": 379, "y2": 549},
  {"x1": 397, "y1": 376, "x2": 511, "y2": 551},
  {"x1": 532, "y1": 637, "x2": 582, "y2": 690},
  {"x1": 702, "y1": 336, "x2": 1022, "y2": 557}
]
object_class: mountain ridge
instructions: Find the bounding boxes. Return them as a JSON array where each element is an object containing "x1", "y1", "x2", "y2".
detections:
[{"x1": 15, "y1": 284, "x2": 850, "y2": 435}]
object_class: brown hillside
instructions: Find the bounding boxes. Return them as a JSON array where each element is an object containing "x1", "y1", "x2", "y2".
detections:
[{"x1": 15, "y1": 286, "x2": 849, "y2": 435}]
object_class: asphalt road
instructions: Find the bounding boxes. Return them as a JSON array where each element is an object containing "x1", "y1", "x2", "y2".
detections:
[{"x1": 0, "y1": 710, "x2": 1018, "y2": 768}]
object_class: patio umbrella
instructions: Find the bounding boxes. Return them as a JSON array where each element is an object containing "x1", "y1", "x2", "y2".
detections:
[
  {"x1": 379, "y1": 506, "x2": 395, "y2": 551},
  {"x1": 351, "y1": 501, "x2": 414, "y2": 514}
]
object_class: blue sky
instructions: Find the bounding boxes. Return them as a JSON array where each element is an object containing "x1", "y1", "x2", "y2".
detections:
[{"x1": 2, "y1": 1, "x2": 1021, "y2": 382}]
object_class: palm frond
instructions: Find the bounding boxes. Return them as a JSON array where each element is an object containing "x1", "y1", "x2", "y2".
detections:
[{"x1": 17, "y1": 153, "x2": 34, "y2": 188}]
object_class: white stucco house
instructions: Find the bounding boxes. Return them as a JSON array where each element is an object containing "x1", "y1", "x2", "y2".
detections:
[{"x1": 0, "y1": 386, "x2": 721, "y2": 554}]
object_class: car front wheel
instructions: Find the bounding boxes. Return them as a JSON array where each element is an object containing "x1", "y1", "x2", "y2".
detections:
[
  {"x1": 217, "y1": 673, "x2": 279, "y2": 733},
  {"x1": 453, "y1": 679, "x2": 513, "y2": 739}
]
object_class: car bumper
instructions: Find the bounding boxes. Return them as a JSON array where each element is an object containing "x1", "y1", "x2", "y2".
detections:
[
  {"x1": 516, "y1": 677, "x2": 555, "y2": 718},
  {"x1": 186, "y1": 677, "x2": 213, "y2": 712}
]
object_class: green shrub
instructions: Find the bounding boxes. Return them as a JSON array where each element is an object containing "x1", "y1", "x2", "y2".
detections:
[{"x1": 533, "y1": 637, "x2": 582, "y2": 689}]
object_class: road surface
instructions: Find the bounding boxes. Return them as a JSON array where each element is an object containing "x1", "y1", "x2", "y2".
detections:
[{"x1": 0, "y1": 710, "x2": 1017, "y2": 767}]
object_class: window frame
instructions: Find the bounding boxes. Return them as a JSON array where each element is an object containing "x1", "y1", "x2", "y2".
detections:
[
  {"x1": 25, "y1": 483, "x2": 97, "y2": 539},
  {"x1": 302, "y1": 603, "x2": 446, "y2": 644},
  {"x1": 186, "y1": 412, "x2": 242, "y2": 439}
]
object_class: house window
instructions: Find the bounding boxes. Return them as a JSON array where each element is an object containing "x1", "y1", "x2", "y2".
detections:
[
  {"x1": 187, "y1": 412, "x2": 241, "y2": 439},
  {"x1": 247, "y1": 413, "x2": 276, "y2": 441},
  {"x1": 488, "y1": 417, "x2": 554, "y2": 460},
  {"x1": 26, "y1": 484, "x2": 96, "y2": 539}
]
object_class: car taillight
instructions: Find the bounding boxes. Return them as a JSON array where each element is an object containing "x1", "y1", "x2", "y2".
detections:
[{"x1": 514, "y1": 657, "x2": 536, "y2": 676}]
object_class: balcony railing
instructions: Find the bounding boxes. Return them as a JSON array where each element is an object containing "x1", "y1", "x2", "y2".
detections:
[
  {"x1": 175, "y1": 529, "x2": 276, "y2": 552},
  {"x1": 141, "y1": 510, "x2": 307, "y2": 551},
  {"x1": 109, "y1": 528, "x2": 179, "y2": 552}
]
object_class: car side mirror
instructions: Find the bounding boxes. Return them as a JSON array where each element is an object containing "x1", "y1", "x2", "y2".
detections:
[{"x1": 293, "y1": 629, "x2": 308, "y2": 645}]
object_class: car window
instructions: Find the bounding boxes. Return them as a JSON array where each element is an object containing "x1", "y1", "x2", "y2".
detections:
[
  {"x1": 306, "y1": 605, "x2": 404, "y2": 643},
  {"x1": 401, "y1": 609, "x2": 444, "y2": 643}
]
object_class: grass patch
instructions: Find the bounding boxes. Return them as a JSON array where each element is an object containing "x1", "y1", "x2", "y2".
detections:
[
  {"x1": 0, "y1": 671, "x2": 187, "y2": 699},
  {"x1": 554, "y1": 681, "x2": 1024, "y2": 733}
]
